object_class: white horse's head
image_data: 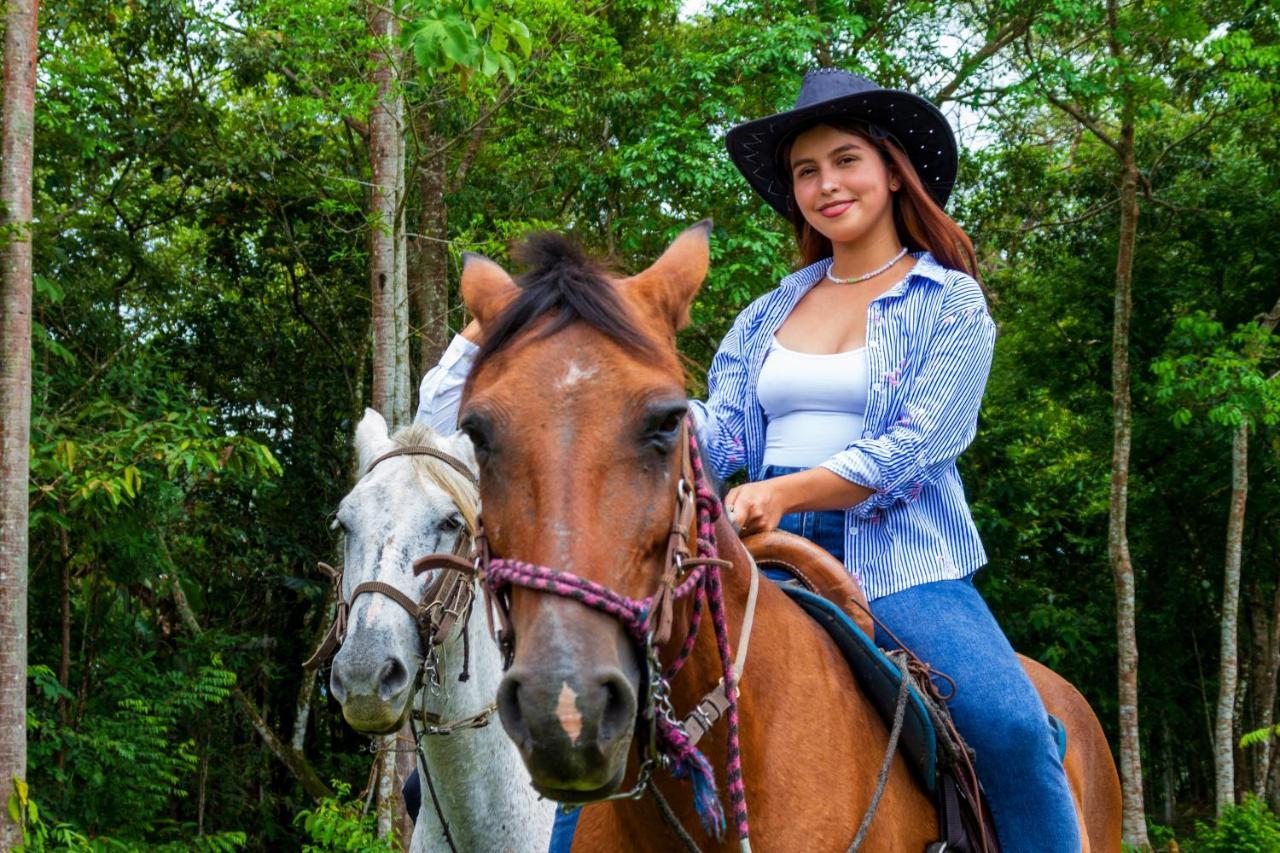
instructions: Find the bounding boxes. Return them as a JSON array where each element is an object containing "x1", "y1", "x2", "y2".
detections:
[{"x1": 329, "y1": 408, "x2": 479, "y2": 734}]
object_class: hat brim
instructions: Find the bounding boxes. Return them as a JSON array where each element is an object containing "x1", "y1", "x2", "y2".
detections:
[{"x1": 726, "y1": 89, "x2": 957, "y2": 217}]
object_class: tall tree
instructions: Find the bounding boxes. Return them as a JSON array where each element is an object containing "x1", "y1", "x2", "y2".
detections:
[
  {"x1": 0, "y1": 0, "x2": 39, "y2": 844},
  {"x1": 1216, "y1": 294, "x2": 1280, "y2": 813},
  {"x1": 1016, "y1": 0, "x2": 1234, "y2": 840},
  {"x1": 368, "y1": 0, "x2": 410, "y2": 428}
]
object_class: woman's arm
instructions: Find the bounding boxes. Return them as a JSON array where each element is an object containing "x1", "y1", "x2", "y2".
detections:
[
  {"x1": 726, "y1": 467, "x2": 873, "y2": 533},
  {"x1": 414, "y1": 319, "x2": 482, "y2": 434},
  {"x1": 688, "y1": 307, "x2": 758, "y2": 480}
]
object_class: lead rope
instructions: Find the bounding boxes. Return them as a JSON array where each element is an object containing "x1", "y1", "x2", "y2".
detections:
[
  {"x1": 411, "y1": 687, "x2": 461, "y2": 853},
  {"x1": 846, "y1": 651, "x2": 912, "y2": 851}
]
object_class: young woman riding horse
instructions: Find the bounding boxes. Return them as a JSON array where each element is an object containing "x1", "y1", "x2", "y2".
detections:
[{"x1": 418, "y1": 70, "x2": 1120, "y2": 852}]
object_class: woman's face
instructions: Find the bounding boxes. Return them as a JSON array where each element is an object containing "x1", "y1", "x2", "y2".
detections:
[{"x1": 788, "y1": 123, "x2": 900, "y2": 245}]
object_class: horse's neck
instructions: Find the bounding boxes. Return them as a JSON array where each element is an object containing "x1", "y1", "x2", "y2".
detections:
[{"x1": 410, "y1": 582, "x2": 551, "y2": 853}]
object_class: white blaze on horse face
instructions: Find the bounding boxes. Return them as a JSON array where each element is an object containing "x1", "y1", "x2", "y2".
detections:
[
  {"x1": 557, "y1": 360, "x2": 597, "y2": 390},
  {"x1": 556, "y1": 681, "x2": 583, "y2": 745},
  {"x1": 363, "y1": 532, "x2": 399, "y2": 621}
]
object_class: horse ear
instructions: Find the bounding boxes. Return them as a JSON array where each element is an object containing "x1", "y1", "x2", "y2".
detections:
[
  {"x1": 460, "y1": 253, "x2": 519, "y2": 328},
  {"x1": 445, "y1": 431, "x2": 478, "y2": 475},
  {"x1": 354, "y1": 408, "x2": 394, "y2": 475},
  {"x1": 623, "y1": 220, "x2": 711, "y2": 334}
]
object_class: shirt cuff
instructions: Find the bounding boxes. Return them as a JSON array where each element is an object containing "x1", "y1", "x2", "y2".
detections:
[
  {"x1": 440, "y1": 333, "x2": 479, "y2": 374},
  {"x1": 820, "y1": 452, "x2": 891, "y2": 518}
]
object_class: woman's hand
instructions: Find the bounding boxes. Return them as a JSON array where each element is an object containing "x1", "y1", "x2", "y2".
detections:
[
  {"x1": 460, "y1": 317, "x2": 483, "y2": 343},
  {"x1": 724, "y1": 480, "x2": 790, "y2": 534},
  {"x1": 723, "y1": 468, "x2": 876, "y2": 535}
]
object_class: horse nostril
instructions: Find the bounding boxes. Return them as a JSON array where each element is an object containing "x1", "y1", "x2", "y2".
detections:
[
  {"x1": 497, "y1": 674, "x2": 528, "y2": 748},
  {"x1": 329, "y1": 669, "x2": 348, "y2": 704},
  {"x1": 597, "y1": 670, "x2": 636, "y2": 742},
  {"x1": 376, "y1": 657, "x2": 410, "y2": 699}
]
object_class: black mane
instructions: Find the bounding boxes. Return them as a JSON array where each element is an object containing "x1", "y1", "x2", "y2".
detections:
[{"x1": 471, "y1": 233, "x2": 655, "y2": 368}]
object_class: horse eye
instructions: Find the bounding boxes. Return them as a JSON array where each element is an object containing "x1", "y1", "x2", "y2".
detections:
[
  {"x1": 438, "y1": 514, "x2": 464, "y2": 533},
  {"x1": 643, "y1": 403, "x2": 686, "y2": 450}
]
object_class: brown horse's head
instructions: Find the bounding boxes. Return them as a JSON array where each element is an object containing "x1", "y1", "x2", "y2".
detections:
[{"x1": 458, "y1": 223, "x2": 710, "y2": 801}]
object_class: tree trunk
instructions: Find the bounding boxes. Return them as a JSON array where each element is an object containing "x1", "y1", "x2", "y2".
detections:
[
  {"x1": 1109, "y1": 119, "x2": 1151, "y2": 848},
  {"x1": 1259, "y1": 584, "x2": 1280, "y2": 799},
  {"x1": 367, "y1": 0, "x2": 408, "y2": 427},
  {"x1": 0, "y1": 0, "x2": 39, "y2": 844},
  {"x1": 1246, "y1": 295, "x2": 1280, "y2": 799},
  {"x1": 393, "y1": 92, "x2": 411, "y2": 427},
  {"x1": 410, "y1": 122, "x2": 451, "y2": 378},
  {"x1": 376, "y1": 734, "x2": 397, "y2": 841},
  {"x1": 1214, "y1": 421, "x2": 1248, "y2": 814},
  {"x1": 395, "y1": 724, "x2": 416, "y2": 846}
]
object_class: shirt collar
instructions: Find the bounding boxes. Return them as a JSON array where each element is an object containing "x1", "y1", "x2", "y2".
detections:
[{"x1": 781, "y1": 250, "x2": 948, "y2": 290}]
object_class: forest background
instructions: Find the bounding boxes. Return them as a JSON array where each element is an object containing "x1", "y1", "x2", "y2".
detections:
[{"x1": 1, "y1": 0, "x2": 1279, "y2": 849}]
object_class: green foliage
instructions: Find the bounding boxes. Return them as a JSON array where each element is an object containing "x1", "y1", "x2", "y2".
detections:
[
  {"x1": 9, "y1": 780, "x2": 246, "y2": 852},
  {"x1": 294, "y1": 782, "x2": 398, "y2": 852},
  {"x1": 1153, "y1": 312, "x2": 1280, "y2": 431},
  {"x1": 27, "y1": 656, "x2": 235, "y2": 842},
  {"x1": 404, "y1": 0, "x2": 532, "y2": 83},
  {"x1": 1240, "y1": 724, "x2": 1280, "y2": 750},
  {"x1": 1183, "y1": 796, "x2": 1280, "y2": 852}
]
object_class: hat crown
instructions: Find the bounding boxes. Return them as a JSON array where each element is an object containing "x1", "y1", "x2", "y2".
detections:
[{"x1": 794, "y1": 68, "x2": 877, "y2": 110}]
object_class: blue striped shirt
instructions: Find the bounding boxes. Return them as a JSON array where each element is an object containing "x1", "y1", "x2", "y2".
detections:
[
  {"x1": 688, "y1": 251, "x2": 996, "y2": 600},
  {"x1": 415, "y1": 251, "x2": 995, "y2": 601}
]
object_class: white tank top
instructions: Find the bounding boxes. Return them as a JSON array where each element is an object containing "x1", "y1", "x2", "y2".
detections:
[{"x1": 758, "y1": 337, "x2": 870, "y2": 469}]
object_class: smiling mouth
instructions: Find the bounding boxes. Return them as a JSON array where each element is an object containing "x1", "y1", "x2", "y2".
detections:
[{"x1": 818, "y1": 200, "x2": 855, "y2": 217}]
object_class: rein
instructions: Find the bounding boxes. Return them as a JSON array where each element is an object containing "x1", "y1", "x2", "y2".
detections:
[{"x1": 477, "y1": 423, "x2": 758, "y2": 850}]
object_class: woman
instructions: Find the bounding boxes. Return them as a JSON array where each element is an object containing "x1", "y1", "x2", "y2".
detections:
[
  {"x1": 417, "y1": 69, "x2": 1077, "y2": 852},
  {"x1": 693, "y1": 68, "x2": 1079, "y2": 852}
]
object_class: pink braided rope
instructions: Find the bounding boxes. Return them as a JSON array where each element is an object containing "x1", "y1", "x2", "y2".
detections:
[{"x1": 483, "y1": 427, "x2": 750, "y2": 844}]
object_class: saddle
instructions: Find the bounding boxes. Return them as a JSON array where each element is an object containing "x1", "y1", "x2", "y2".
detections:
[{"x1": 742, "y1": 531, "x2": 1066, "y2": 853}]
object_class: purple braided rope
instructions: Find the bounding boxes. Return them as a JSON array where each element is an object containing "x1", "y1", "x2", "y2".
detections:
[{"x1": 483, "y1": 425, "x2": 750, "y2": 843}]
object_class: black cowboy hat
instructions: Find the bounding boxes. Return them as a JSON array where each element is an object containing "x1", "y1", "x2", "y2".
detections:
[{"x1": 725, "y1": 68, "x2": 958, "y2": 217}]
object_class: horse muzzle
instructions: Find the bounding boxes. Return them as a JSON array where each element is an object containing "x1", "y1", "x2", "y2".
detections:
[
  {"x1": 496, "y1": 656, "x2": 638, "y2": 794},
  {"x1": 331, "y1": 649, "x2": 416, "y2": 734}
]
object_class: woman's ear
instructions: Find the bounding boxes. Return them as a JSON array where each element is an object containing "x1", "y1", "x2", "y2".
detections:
[
  {"x1": 621, "y1": 220, "x2": 712, "y2": 334},
  {"x1": 460, "y1": 253, "x2": 519, "y2": 328}
]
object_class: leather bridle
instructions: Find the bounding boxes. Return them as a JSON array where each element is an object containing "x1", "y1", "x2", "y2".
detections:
[
  {"x1": 303, "y1": 446, "x2": 481, "y2": 673},
  {"x1": 471, "y1": 421, "x2": 760, "y2": 850}
]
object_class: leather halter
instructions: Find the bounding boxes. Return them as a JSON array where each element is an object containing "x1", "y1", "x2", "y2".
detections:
[{"x1": 303, "y1": 446, "x2": 479, "y2": 672}]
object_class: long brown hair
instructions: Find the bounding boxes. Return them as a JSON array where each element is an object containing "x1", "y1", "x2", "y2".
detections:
[{"x1": 780, "y1": 120, "x2": 979, "y2": 279}]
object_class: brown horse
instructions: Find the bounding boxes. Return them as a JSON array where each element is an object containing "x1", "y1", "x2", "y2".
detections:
[{"x1": 457, "y1": 224, "x2": 1122, "y2": 851}]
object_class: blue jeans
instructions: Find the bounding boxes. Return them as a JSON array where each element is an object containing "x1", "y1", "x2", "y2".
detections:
[{"x1": 765, "y1": 465, "x2": 1080, "y2": 853}]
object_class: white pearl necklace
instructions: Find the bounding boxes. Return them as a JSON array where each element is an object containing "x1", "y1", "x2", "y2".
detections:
[{"x1": 824, "y1": 247, "x2": 909, "y2": 285}]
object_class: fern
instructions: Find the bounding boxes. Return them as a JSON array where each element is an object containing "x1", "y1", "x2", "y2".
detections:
[
  {"x1": 294, "y1": 782, "x2": 399, "y2": 853},
  {"x1": 1239, "y1": 724, "x2": 1280, "y2": 749}
]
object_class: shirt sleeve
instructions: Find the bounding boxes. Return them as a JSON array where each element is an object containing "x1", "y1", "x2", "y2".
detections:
[
  {"x1": 415, "y1": 334, "x2": 479, "y2": 434},
  {"x1": 688, "y1": 310, "x2": 754, "y2": 480},
  {"x1": 820, "y1": 275, "x2": 996, "y2": 518}
]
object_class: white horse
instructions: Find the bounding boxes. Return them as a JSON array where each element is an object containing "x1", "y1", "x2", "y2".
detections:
[{"x1": 327, "y1": 408, "x2": 553, "y2": 852}]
